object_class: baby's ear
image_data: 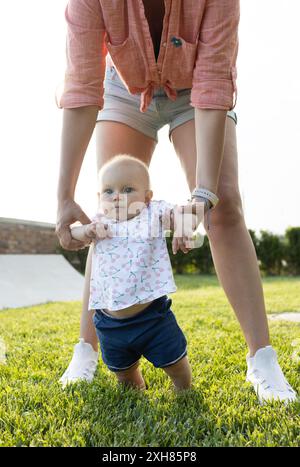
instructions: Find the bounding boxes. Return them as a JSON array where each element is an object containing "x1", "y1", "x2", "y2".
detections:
[{"x1": 145, "y1": 189, "x2": 153, "y2": 204}]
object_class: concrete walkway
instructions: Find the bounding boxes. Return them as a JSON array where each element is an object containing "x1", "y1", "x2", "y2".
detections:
[
  {"x1": 0, "y1": 255, "x2": 84, "y2": 309},
  {"x1": 268, "y1": 312, "x2": 300, "y2": 323}
]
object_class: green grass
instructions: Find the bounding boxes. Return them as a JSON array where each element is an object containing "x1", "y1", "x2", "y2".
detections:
[{"x1": 0, "y1": 275, "x2": 299, "y2": 447}]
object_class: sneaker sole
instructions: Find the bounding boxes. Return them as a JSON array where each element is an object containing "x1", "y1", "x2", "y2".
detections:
[{"x1": 246, "y1": 377, "x2": 297, "y2": 405}]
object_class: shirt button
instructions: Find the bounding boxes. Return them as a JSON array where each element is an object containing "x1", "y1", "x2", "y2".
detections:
[
  {"x1": 158, "y1": 70, "x2": 162, "y2": 74},
  {"x1": 171, "y1": 36, "x2": 182, "y2": 47},
  {"x1": 162, "y1": 42, "x2": 167, "y2": 47}
]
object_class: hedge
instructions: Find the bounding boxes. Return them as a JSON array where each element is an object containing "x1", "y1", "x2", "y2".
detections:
[{"x1": 57, "y1": 227, "x2": 300, "y2": 277}]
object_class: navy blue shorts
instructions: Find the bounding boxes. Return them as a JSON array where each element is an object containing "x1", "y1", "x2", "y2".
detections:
[{"x1": 93, "y1": 295, "x2": 187, "y2": 372}]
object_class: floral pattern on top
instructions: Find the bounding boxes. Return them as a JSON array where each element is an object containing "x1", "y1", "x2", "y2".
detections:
[{"x1": 88, "y1": 200, "x2": 177, "y2": 311}]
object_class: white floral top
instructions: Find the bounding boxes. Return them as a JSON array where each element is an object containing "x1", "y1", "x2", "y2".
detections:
[{"x1": 88, "y1": 200, "x2": 177, "y2": 311}]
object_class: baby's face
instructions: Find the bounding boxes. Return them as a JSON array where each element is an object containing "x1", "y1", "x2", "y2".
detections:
[{"x1": 98, "y1": 162, "x2": 152, "y2": 221}]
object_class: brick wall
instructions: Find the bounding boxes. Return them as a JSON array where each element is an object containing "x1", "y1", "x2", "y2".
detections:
[{"x1": 0, "y1": 218, "x2": 59, "y2": 254}]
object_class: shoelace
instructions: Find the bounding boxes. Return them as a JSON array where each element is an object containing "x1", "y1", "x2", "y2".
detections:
[
  {"x1": 64, "y1": 355, "x2": 97, "y2": 378},
  {"x1": 68, "y1": 364, "x2": 96, "y2": 381},
  {"x1": 249, "y1": 367, "x2": 294, "y2": 393}
]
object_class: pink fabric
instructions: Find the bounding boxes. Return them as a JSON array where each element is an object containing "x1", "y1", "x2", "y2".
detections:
[{"x1": 56, "y1": 0, "x2": 240, "y2": 113}]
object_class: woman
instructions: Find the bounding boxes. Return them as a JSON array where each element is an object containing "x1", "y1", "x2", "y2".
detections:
[{"x1": 55, "y1": 0, "x2": 297, "y2": 403}]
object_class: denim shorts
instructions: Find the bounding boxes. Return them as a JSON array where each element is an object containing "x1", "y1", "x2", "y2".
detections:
[
  {"x1": 93, "y1": 295, "x2": 187, "y2": 372},
  {"x1": 96, "y1": 65, "x2": 238, "y2": 143}
]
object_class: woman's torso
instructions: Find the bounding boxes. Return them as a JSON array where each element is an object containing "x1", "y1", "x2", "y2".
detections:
[
  {"x1": 102, "y1": 0, "x2": 204, "y2": 111},
  {"x1": 59, "y1": 1, "x2": 239, "y2": 113},
  {"x1": 142, "y1": 0, "x2": 165, "y2": 61}
]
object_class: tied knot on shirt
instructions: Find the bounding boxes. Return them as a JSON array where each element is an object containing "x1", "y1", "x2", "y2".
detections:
[{"x1": 130, "y1": 81, "x2": 178, "y2": 113}]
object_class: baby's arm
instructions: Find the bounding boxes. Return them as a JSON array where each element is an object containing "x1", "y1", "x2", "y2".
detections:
[
  {"x1": 71, "y1": 220, "x2": 113, "y2": 245},
  {"x1": 71, "y1": 223, "x2": 96, "y2": 244}
]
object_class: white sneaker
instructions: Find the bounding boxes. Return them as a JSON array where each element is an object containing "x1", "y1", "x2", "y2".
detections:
[
  {"x1": 246, "y1": 345, "x2": 298, "y2": 404},
  {"x1": 59, "y1": 338, "x2": 99, "y2": 387}
]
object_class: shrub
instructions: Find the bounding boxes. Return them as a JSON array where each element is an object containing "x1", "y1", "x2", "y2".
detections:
[
  {"x1": 257, "y1": 230, "x2": 285, "y2": 275},
  {"x1": 284, "y1": 227, "x2": 300, "y2": 275}
]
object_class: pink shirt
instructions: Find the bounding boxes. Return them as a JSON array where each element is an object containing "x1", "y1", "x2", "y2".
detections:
[{"x1": 57, "y1": 0, "x2": 239, "y2": 113}]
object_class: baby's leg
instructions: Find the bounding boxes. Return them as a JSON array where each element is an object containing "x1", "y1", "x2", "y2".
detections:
[
  {"x1": 162, "y1": 356, "x2": 192, "y2": 391},
  {"x1": 114, "y1": 361, "x2": 146, "y2": 390}
]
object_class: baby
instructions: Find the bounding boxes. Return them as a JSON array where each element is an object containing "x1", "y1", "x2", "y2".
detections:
[{"x1": 71, "y1": 154, "x2": 192, "y2": 390}]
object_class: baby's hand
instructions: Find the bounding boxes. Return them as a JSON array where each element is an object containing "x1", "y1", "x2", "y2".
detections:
[
  {"x1": 172, "y1": 203, "x2": 205, "y2": 254},
  {"x1": 83, "y1": 223, "x2": 97, "y2": 241},
  {"x1": 88, "y1": 221, "x2": 113, "y2": 241},
  {"x1": 95, "y1": 221, "x2": 113, "y2": 240}
]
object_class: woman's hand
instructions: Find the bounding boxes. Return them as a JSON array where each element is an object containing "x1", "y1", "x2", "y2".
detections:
[
  {"x1": 56, "y1": 198, "x2": 92, "y2": 251},
  {"x1": 172, "y1": 200, "x2": 207, "y2": 254}
]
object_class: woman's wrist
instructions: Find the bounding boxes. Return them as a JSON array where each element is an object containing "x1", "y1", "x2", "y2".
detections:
[
  {"x1": 191, "y1": 187, "x2": 219, "y2": 209},
  {"x1": 57, "y1": 184, "x2": 74, "y2": 202},
  {"x1": 190, "y1": 189, "x2": 217, "y2": 231},
  {"x1": 191, "y1": 196, "x2": 212, "y2": 214},
  {"x1": 57, "y1": 195, "x2": 75, "y2": 207}
]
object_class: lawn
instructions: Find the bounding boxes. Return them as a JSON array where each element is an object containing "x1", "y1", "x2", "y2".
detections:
[{"x1": 0, "y1": 275, "x2": 299, "y2": 447}]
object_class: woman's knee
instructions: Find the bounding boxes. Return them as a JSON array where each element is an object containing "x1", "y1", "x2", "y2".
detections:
[{"x1": 206, "y1": 188, "x2": 244, "y2": 229}]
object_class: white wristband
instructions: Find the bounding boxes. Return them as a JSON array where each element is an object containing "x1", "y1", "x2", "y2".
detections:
[{"x1": 191, "y1": 187, "x2": 219, "y2": 209}]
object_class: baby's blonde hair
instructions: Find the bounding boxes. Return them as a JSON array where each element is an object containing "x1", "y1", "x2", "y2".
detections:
[{"x1": 98, "y1": 153, "x2": 151, "y2": 189}]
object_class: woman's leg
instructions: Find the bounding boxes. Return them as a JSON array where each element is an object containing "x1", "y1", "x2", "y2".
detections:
[
  {"x1": 80, "y1": 242, "x2": 98, "y2": 350},
  {"x1": 170, "y1": 117, "x2": 270, "y2": 356},
  {"x1": 59, "y1": 121, "x2": 157, "y2": 384}
]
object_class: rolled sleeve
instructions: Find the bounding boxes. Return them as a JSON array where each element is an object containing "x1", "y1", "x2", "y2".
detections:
[
  {"x1": 191, "y1": 0, "x2": 240, "y2": 111},
  {"x1": 56, "y1": 0, "x2": 107, "y2": 109}
]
